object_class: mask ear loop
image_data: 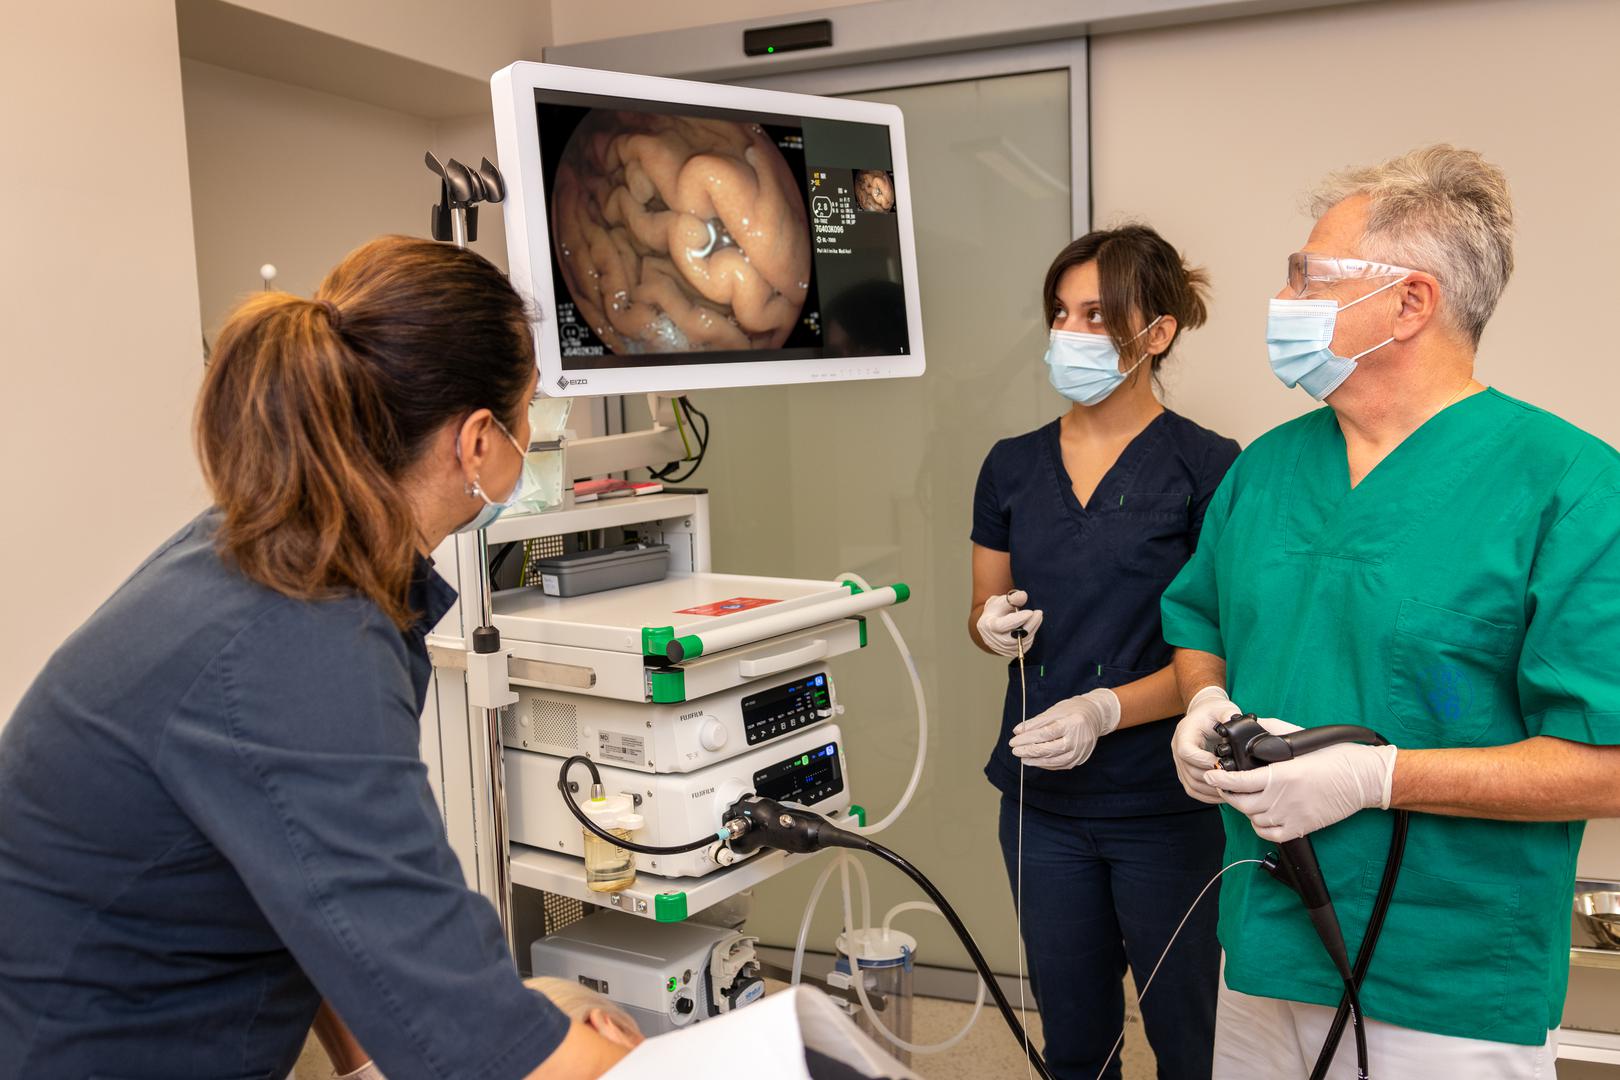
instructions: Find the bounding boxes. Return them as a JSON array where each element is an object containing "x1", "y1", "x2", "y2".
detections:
[
  {"x1": 1337, "y1": 276, "x2": 1408, "y2": 363},
  {"x1": 454, "y1": 427, "x2": 487, "y2": 501},
  {"x1": 455, "y1": 413, "x2": 525, "y2": 503},
  {"x1": 1120, "y1": 314, "x2": 1166, "y2": 381}
]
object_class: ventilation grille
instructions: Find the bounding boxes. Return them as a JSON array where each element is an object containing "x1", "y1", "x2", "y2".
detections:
[
  {"x1": 504, "y1": 693, "x2": 580, "y2": 752},
  {"x1": 499, "y1": 703, "x2": 525, "y2": 747},
  {"x1": 542, "y1": 891, "x2": 586, "y2": 935},
  {"x1": 520, "y1": 535, "x2": 566, "y2": 588}
]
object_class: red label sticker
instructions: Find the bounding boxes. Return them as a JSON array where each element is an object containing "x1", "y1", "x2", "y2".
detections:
[{"x1": 674, "y1": 597, "x2": 782, "y2": 617}]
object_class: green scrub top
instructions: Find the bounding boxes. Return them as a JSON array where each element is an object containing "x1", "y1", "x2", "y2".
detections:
[{"x1": 1161, "y1": 389, "x2": 1620, "y2": 1046}]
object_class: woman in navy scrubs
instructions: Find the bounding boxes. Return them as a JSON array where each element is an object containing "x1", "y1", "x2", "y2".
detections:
[
  {"x1": 969, "y1": 226, "x2": 1240, "y2": 1079},
  {"x1": 0, "y1": 238, "x2": 626, "y2": 1080}
]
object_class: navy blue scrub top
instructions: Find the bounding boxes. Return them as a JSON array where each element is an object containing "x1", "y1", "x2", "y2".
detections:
[
  {"x1": 0, "y1": 511, "x2": 569, "y2": 1080},
  {"x1": 972, "y1": 411, "x2": 1240, "y2": 816}
]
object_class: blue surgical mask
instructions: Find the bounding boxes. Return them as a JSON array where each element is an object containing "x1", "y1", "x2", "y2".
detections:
[
  {"x1": 455, "y1": 417, "x2": 534, "y2": 534},
  {"x1": 1044, "y1": 316, "x2": 1163, "y2": 406},
  {"x1": 1266, "y1": 276, "x2": 1407, "y2": 400}
]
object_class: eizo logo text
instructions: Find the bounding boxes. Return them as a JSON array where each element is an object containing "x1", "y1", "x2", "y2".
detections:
[{"x1": 557, "y1": 376, "x2": 588, "y2": 390}]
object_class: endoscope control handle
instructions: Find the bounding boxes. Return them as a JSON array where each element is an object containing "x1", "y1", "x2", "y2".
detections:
[{"x1": 1217, "y1": 715, "x2": 1355, "y2": 979}]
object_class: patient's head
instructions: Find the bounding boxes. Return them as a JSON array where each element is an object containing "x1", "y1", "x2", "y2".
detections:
[{"x1": 525, "y1": 976, "x2": 644, "y2": 1049}]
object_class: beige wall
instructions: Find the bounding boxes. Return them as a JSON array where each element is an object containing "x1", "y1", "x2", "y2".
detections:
[
  {"x1": 223, "y1": 0, "x2": 548, "y2": 78},
  {"x1": 181, "y1": 61, "x2": 509, "y2": 340},
  {"x1": 1089, "y1": 0, "x2": 1620, "y2": 447},
  {"x1": 0, "y1": 1, "x2": 206, "y2": 723},
  {"x1": 1, "y1": 0, "x2": 526, "y2": 723},
  {"x1": 182, "y1": 60, "x2": 438, "y2": 336},
  {"x1": 548, "y1": 0, "x2": 867, "y2": 47},
  {"x1": 1089, "y1": 0, "x2": 1620, "y2": 879}
]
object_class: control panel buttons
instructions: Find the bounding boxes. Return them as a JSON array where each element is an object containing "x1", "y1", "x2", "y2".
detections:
[{"x1": 741, "y1": 672, "x2": 834, "y2": 746}]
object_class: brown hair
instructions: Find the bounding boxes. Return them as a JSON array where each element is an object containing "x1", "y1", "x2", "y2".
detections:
[
  {"x1": 1041, "y1": 224, "x2": 1211, "y2": 375},
  {"x1": 195, "y1": 235, "x2": 535, "y2": 628}
]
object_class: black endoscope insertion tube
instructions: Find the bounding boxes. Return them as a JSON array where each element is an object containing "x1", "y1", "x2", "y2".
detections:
[{"x1": 1308, "y1": 807, "x2": 1410, "y2": 1079}]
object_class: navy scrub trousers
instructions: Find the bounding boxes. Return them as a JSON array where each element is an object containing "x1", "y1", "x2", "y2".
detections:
[{"x1": 973, "y1": 411, "x2": 1240, "y2": 1080}]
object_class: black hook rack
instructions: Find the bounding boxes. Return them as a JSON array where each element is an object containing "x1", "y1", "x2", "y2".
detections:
[{"x1": 425, "y1": 152, "x2": 506, "y2": 246}]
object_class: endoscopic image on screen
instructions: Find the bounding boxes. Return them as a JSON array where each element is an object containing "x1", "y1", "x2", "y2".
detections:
[
  {"x1": 853, "y1": 170, "x2": 896, "y2": 213},
  {"x1": 543, "y1": 104, "x2": 819, "y2": 361}
]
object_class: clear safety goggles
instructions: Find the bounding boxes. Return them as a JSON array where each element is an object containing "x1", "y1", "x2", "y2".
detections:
[{"x1": 1285, "y1": 252, "x2": 1417, "y2": 298}]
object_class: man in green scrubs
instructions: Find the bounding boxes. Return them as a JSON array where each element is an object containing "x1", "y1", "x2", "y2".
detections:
[{"x1": 1161, "y1": 144, "x2": 1620, "y2": 1076}]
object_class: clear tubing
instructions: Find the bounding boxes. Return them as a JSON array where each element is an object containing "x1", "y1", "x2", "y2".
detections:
[
  {"x1": 881, "y1": 901, "x2": 939, "y2": 935},
  {"x1": 791, "y1": 855, "x2": 843, "y2": 986},
  {"x1": 839, "y1": 852, "x2": 986, "y2": 1055},
  {"x1": 788, "y1": 848, "x2": 871, "y2": 986},
  {"x1": 784, "y1": 570, "x2": 965, "y2": 1051},
  {"x1": 835, "y1": 571, "x2": 926, "y2": 836}
]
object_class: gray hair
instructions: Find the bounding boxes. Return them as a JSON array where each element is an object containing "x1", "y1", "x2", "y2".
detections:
[
  {"x1": 524, "y1": 975, "x2": 640, "y2": 1034},
  {"x1": 1309, "y1": 145, "x2": 1514, "y2": 346}
]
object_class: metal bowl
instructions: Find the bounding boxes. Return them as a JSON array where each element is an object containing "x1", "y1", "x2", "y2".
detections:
[{"x1": 1573, "y1": 887, "x2": 1620, "y2": 949}]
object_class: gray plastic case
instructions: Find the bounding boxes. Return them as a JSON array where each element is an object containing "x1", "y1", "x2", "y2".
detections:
[{"x1": 534, "y1": 542, "x2": 670, "y2": 597}]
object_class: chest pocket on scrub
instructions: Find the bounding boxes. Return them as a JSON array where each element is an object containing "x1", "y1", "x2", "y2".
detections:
[
  {"x1": 1386, "y1": 598, "x2": 1517, "y2": 748},
  {"x1": 1103, "y1": 492, "x2": 1193, "y2": 577}
]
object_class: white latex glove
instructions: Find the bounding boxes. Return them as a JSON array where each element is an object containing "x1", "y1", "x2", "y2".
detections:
[
  {"x1": 1206, "y1": 720, "x2": 1398, "y2": 842},
  {"x1": 335, "y1": 1063, "x2": 385, "y2": 1080},
  {"x1": 1172, "y1": 685, "x2": 1243, "y2": 804},
  {"x1": 1008, "y1": 688, "x2": 1121, "y2": 770},
  {"x1": 976, "y1": 590, "x2": 1043, "y2": 658}
]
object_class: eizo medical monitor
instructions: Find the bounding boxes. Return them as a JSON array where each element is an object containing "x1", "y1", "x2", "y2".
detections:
[{"x1": 491, "y1": 62, "x2": 925, "y2": 397}]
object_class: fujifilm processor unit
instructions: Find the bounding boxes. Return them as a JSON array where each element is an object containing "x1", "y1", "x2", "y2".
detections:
[
  {"x1": 500, "y1": 664, "x2": 838, "y2": 774},
  {"x1": 507, "y1": 724, "x2": 852, "y2": 878}
]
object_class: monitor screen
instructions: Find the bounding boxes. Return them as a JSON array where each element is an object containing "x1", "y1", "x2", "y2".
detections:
[{"x1": 492, "y1": 63, "x2": 925, "y2": 396}]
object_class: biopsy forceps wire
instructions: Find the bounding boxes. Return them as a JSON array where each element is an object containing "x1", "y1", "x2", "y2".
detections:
[
  {"x1": 1013, "y1": 603, "x2": 1033, "y2": 1080},
  {"x1": 1006, "y1": 591, "x2": 1263, "y2": 1080}
]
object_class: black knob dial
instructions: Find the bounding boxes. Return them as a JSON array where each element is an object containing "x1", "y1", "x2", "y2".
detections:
[{"x1": 675, "y1": 996, "x2": 694, "y2": 1015}]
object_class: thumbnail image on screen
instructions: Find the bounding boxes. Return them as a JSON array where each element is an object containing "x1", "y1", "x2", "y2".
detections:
[{"x1": 535, "y1": 90, "x2": 910, "y2": 369}]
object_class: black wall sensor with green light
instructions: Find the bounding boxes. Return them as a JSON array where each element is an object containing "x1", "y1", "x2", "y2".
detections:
[{"x1": 743, "y1": 19, "x2": 833, "y2": 57}]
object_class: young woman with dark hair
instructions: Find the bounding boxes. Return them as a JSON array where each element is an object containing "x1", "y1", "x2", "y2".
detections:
[
  {"x1": 0, "y1": 236, "x2": 627, "y2": 1079},
  {"x1": 968, "y1": 225, "x2": 1241, "y2": 1079}
]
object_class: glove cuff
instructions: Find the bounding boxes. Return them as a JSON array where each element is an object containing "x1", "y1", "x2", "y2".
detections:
[
  {"x1": 335, "y1": 1063, "x2": 385, "y2": 1080},
  {"x1": 1187, "y1": 684, "x2": 1231, "y2": 711},
  {"x1": 1086, "y1": 687, "x2": 1122, "y2": 735},
  {"x1": 1373, "y1": 744, "x2": 1398, "y2": 810}
]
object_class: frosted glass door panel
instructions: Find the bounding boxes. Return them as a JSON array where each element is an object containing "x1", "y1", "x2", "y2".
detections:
[{"x1": 695, "y1": 69, "x2": 1073, "y2": 975}]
